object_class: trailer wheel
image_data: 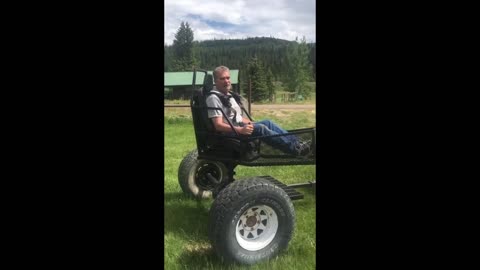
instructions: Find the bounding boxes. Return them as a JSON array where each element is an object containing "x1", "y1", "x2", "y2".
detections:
[
  {"x1": 178, "y1": 149, "x2": 228, "y2": 199},
  {"x1": 208, "y1": 177, "x2": 295, "y2": 265}
]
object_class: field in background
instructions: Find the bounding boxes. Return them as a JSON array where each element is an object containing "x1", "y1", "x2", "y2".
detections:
[
  {"x1": 164, "y1": 81, "x2": 316, "y2": 105},
  {"x1": 164, "y1": 109, "x2": 316, "y2": 270}
]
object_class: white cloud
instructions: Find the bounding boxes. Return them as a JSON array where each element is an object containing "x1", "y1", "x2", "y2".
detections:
[{"x1": 164, "y1": 0, "x2": 315, "y2": 45}]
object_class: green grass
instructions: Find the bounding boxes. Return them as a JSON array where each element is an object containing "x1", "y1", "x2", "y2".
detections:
[{"x1": 164, "y1": 110, "x2": 316, "y2": 270}]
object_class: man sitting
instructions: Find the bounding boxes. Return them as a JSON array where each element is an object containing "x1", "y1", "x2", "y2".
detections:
[{"x1": 205, "y1": 65, "x2": 312, "y2": 157}]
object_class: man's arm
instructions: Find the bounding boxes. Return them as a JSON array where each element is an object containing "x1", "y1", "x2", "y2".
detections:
[
  {"x1": 206, "y1": 94, "x2": 253, "y2": 135},
  {"x1": 241, "y1": 117, "x2": 253, "y2": 125},
  {"x1": 211, "y1": 117, "x2": 253, "y2": 135}
]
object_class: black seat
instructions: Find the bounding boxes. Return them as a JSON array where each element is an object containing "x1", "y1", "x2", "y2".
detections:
[{"x1": 202, "y1": 73, "x2": 214, "y2": 96}]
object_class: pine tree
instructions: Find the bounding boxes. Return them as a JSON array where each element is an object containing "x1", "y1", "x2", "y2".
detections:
[
  {"x1": 283, "y1": 37, "x2": 313, "y2": 99},
  {"x1": 172, "y1": 21, "x2": 198, "y2": 71},
  {"x1": 164, "y1": 44, "x2": 173, "y2": 72},
  {"x1": 266, "y1": 68, "x2": 275, "y2": 102},
  {"x1": 310, "y1": 43, "x2": 316, "y2": 81},
  {"x1": 247, "y1": 56, "x2": 269, "y2": 102}
]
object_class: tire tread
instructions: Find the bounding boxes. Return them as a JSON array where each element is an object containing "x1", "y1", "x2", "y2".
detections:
[{"x1": 208, "y1": 177, "x2": 295, "y2": 264}]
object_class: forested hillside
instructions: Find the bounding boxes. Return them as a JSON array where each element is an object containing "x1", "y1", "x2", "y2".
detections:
[{"x1": 164, "y1": 37, "x2": 316, "y2": 82}]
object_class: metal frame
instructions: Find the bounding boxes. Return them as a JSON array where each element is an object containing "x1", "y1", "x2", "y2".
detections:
[{"x1": 189, "y1": 67, "x2": 316, "y2": 195}]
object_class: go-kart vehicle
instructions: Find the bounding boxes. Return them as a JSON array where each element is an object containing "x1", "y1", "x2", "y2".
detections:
[{"x1": 178, "y1": 68, "x2": 316, "y2": 265}]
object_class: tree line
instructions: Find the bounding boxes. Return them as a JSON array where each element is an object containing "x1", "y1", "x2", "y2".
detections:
[{"x1": 164, "y1": 22, "x2": 316, "y2": 102}]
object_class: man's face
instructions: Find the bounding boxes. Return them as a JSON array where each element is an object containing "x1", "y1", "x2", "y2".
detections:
[{"x1": 214, "y1": 70, "x2": 231, "y2": 93}]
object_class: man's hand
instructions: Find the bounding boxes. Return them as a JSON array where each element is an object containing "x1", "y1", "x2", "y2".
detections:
[{"x1": 238, "y1": 123, "x2": 253, "y2": 135}]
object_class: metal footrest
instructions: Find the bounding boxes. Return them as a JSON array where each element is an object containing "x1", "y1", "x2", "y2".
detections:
[{"x1": 258, "y1": 175, "x2": 304, "y2": 200}]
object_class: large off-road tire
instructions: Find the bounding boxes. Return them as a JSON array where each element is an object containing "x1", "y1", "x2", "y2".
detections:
[
  {"x1": 178, "y1": 149, "x2": 229, "y2": 199},
  {"x1": 208, "y1": 177, "x2": 295, "y2": 265}
]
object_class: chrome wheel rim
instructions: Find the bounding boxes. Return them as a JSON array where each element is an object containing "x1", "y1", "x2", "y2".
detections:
[{"x1": 235, "y1": 205, "x2": 278, "y2": 251}]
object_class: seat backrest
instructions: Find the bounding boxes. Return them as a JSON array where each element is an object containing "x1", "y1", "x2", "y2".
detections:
[
  {"x1": 190, "y1": 73, "x2": 217, "y2": 153},
  {"x1": 191, "y1": 88, "x2": 215, "y2": 134},
  {"x1": 203, "y1": 74, "x2": 214, "y2": 96}
]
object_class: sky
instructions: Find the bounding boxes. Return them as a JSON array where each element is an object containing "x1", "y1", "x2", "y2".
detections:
[{"x1": 164, "y1": 0, "x2": 316, "y2": 45}]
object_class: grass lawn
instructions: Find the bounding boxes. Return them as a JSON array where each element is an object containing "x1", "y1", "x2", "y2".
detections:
[{"x1": 164, "y1": 108, "x2": 316, "y2": 269}]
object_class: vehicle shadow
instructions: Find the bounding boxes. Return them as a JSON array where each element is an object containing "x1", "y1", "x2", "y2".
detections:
[
  {"x1": 177, "y1": 244, "x2": 235, "y2": 269},
  {"x1": 164, "y1": 192, "x2": 228, "y2": 266},
  {"x1": 177, "y1": 244, "x2": 279, "y2": 268},
  {"x1": 163, "y1": 192, "x2": 212, "y2": 239}
]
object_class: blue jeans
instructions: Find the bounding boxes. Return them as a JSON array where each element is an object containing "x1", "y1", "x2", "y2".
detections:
[{"x1": 251, "y1": 120, "x2": 300, "y2": 154}]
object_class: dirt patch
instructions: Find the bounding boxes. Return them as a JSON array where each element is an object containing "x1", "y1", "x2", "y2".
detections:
[
  {"x1": 251, "y1": 104, "x2": 316, "y2": 110},
  {"x1": 184, "y1": 242, "x2": 213, "y2": 255},
  {"x1": 257, "y1": 109, "x2": 290, "y2": 118},
  {"x1": 165, "y1": 104, "x2": 316, "y2": 119}
]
